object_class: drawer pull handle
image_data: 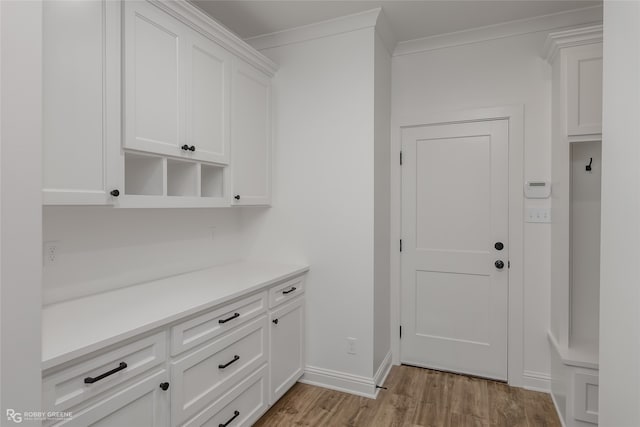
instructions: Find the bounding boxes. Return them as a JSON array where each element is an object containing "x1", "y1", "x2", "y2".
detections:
[
  {"x1": 84, "y1": 362, "x2": 127, "y2": 384},
  {"x1": 159, "y1": 382, "x2": 170, "y2": 391},
  {"x1": 218, "y1": 355, "x2": 240, "y2": 369},
  {"x1": 282, "y1": 287, "x2": 297, "y2": 295},
  {"x1": 219, "y1": 410, "x2": 240, "y2": 427},
  {"x1": 219, "y1": 312, "x2": 240, "y2": 324},
  {"x1": 272, "y1": 318, "x2": 278, "y2": 325}
]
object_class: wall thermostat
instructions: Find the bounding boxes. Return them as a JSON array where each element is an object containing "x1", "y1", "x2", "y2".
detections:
[{"x1": 524, "y1": 181, "x2": 551, "y2": 198}]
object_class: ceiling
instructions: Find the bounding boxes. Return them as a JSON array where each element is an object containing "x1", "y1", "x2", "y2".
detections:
[{"x1": 191, "y1": 0, "x2": 601, "y2": 43}]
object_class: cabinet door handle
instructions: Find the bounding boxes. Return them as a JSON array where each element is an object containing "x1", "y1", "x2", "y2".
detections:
[
  {"x1": 188, "y1": 145, "x2": 196, "y2": 151},
  {"x1": 218, "y1": 355, "x2": 240, "y2": 369},
  {"x1": 110, "y1": 189, "x2": 120, "y2": 197},
  {"x1": 234, "y1": 195, "x2": 241, "y2": 200},
  {"x1": 159, "y1": 382, "x2": 170, "y2": 391},
  {"x1": 282, "y1": 287, "x2": 297, "y2": 295},
  {"x1": 218, "y1": 312, "x2": 240, "y2": 324},
  {"x1": 272, "y1": 318, "x2": 278, "y2": 325},
  {"x1": 218, "y1": 410, "x2": 240, "y2": 427},
  {"x1": 181, "y1": 144, "x2": 190, "y2": 151},
  {"x1": 84, "y1": 362, "x2": 127, "y2": 384}
]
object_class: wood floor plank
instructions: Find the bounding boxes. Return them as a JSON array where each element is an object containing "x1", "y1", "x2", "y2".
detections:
[{"x1": 254, "y1": 366, "x2": 561, "y2": 427}]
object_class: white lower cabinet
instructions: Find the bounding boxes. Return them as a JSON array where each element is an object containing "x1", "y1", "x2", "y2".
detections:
[
  {"x1": 43, "y1": 274, "x2": 306, "y2": 427},
  {"x1": 269, "y1": 297, "x2": 305, "y2": 404},
  {"x1": 55, "y1": 370, "x2": 170, "y2": 427}
]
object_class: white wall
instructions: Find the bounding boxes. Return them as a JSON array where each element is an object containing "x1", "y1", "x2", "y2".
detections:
[
  {"x1": 599, "y1": 1, "x2": 640, "y2": 425},
  {"x1": 243, "y1": 27, "x2": 378, "y2": 379},
  {"x1": 373, "y1": 32, "x2": 391, "y2": 375},
  {"x1": 1, "y1": 0, "x2": 43, "y2": 421},
  {"x1": 392, "y1": 32, "x2": 553, "y2": 386},
  {"x1": 43, "y1": 207, "x2": 250, "y2": 304}
]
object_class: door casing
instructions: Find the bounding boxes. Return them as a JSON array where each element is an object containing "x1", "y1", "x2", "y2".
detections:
[{"x1": 390, "y1": 106, "x2": 526, "y2": 388}]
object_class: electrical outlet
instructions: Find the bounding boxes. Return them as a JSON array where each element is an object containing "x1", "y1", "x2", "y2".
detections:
[
  {"x1": 347, "y1": 337, "x2": 357, "y2": 355},
  {"x1": 44, "y1": 241, "x2": 59, "y2": 265}
]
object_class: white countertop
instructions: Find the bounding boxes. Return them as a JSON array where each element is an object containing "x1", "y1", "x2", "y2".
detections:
[{"x1": 42, "y1": 261, "x2": 309, "y2": 371}]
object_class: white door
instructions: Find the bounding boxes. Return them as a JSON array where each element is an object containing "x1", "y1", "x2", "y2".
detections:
[
  {"x1": 401, "y1": 119, "x2": 509, "y2": 381},
  {"x1": 124, "y1": 1, "x2": 184, "y2": 157},
  {"x1": 269, "y1": 297, "x2": 304, "y2": 404},
  {"x1": 185, "y1": 32, "x2": 231, "y2": 164},
  {"x1": 231, "y1": 60, "x2": 272, "y2": 205}
]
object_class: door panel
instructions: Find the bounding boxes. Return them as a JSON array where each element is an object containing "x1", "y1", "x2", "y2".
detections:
[
  {"x1": 401, "y1": 120, "x2": 509, "y2": 381},
  {"x1": 186, "y1": 32, "x2": 231, "y2": 164},
  {"x1": 124, "y1": 1, "x2": 183, "y2": 155}
]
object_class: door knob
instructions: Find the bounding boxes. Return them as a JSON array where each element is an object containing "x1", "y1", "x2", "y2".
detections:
[
  {"x1": 495, "y1": 260, "x2": 504, "y2": 269},
  {"x1": 494, "y1": 242, "x2": 504, "y2": 250}
]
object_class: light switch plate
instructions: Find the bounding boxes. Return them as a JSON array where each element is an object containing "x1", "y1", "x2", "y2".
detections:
[{"x1": 526, "y1": 207, "x2": 551, "y2": 223}]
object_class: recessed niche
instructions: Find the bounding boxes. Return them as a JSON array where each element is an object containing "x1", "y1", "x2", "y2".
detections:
[
  {"x1": 201, "y1": 164, "x2": 224, "y2": 198},
  {"x1": 124, "y1": 153, "x2": 163, "y2": 196},
  {"x1": 167, "y1": 159, "x2": 198, "y2": 197}
]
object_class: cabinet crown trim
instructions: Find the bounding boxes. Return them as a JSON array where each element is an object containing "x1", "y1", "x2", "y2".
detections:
[
  {"x1": 543, "y1": 24, "x2": 603, "y2": 63},
  {"x1": 150, "y1": 0, "x2": 278, "y2": 76}
]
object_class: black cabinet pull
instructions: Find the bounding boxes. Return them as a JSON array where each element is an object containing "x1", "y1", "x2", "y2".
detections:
[
  {"x1": 219, "y1": 313, "x2": 240, "y2": 324},
  {"x1": 219, "y1": 410, "x2": 240, "y2": 427},
  {"x1": 188, "y1": 145, "x2": 196, "y2": 151},
  {"x1": 234, "y1": 195, "x2": 240, "y2": 200},
  {"x1": 84, "y1": 362, "x2": 127, "y2": 384},
  {"x1": 282, "y1": 287, "x2": 297, "y2": 295},
  {"x1": 495, "y1": 260, "x2": 505, "y2": 269},
  {"x1": 272, "y1": 318, "x2": 278, "y2": 325},
  {"x1": 218, "y1": 355, "x2": 240, "y2": 369},
  {"x1": 494, "y1": 242, "x2": 504, "y2": 251},
  {"x1": 159, "y1": 382, "x2": 170, "y2": 391},
  {"x1": 110, "y1": 189, "x2": 120, "y2": 197},
  {"x1": 181, "y1": 144, "x2": 190, "y2": 151}
]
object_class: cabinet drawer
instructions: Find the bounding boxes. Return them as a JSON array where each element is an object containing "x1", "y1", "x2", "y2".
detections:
[
  {"x1": 171, "y1": 291, "x2": 267, "y2": 356},
  {"x1": 268, "y1": 276, "x2": 305, "y2": 308},
  {"x1": 171, "y1": 316, "x2": 268, "y2": 426},
  {"x1": 184, "y1": 365, "x2": 268, "y2": 427},
  {"x1": 43, "y1": 331, "x2": 166, "y2": 412}
]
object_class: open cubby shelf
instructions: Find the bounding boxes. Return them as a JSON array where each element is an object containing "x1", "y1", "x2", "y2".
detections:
[{"x1": 123, "y1": 151, "x2": 227, "y2": 205}]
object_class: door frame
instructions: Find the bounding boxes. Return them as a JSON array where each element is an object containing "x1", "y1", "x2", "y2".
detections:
[{"x1": 390, "y1": 105, "x2": 525, "y2": 387}]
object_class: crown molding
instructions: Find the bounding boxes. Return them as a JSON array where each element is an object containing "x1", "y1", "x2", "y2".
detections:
[
  {"x1": 394, "y1": 5, "x2": 602, "y2": 57},
  {"x1": 246, "y1": 8, "x2": 393, "y2": 51},
  {"x1": 542, "y1": 24, "x2": 603, "y2": 63},
  {"x1": 151, "y1": 0, "x2": 278, "y2": 76}
]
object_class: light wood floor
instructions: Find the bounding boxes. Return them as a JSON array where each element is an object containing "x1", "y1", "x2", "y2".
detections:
[{"x1": 254, "y1": 365, "x2": 561, "y2": 427}]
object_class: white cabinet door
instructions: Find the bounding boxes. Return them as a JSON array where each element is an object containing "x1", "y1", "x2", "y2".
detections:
[
  {"x1": 269, "y1": 297, "x2": 304, "y2": 404},
  {"x1": 124, "y1": 0, "x2": 185, "y2": 158},
  {"x1": 42, "y1": 0, "x2": 121, "y2": 205},
  {"x1": 566, "y1": 43, "x2": 603, "y2": 136},
  {"x1": 56, "y1": 370, "x2": 169, "y2": 427},
  {"x1": 231, "y1": 60, "x2": 272, "y2": 206},
  {"x1": 185, "y1": 32, "x2": 231, "y2": 164}
]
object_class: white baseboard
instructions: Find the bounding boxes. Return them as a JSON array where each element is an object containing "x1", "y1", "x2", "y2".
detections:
[
  {"x1": 300, "y1": 351, "x2": 394, "y2": 400},
  {"x1": 550, "y1": 388, "x2": 569, "y2": 427},
  {"x1": 373, "y1": 351, "x2": 393, "y2": 397},
  {"x1": 522, "y1": 370, "x2": 552, "y2": 392},
  {"x1": 300, "y1": 366, "x2": 378, "y2": 398}
]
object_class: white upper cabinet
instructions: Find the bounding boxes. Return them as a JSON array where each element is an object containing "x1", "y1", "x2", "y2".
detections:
[
  {"x1": 124, "y1": 1, "x2": 231, "y2": 165},
  {"x1": 43, "y1": 0, "x2": 121, "y2": 205},
  {"x1": 232, "y1": 60, "x2": 272, "y2": 205},
  {"x1": 186, "y1": 32, "x2": 231, "y2": 164},
  {"x1": 124, "y1": 1, "x2": 184, "y2": 158},
  {"x1": 565, "y1": 43, "x2": 603, "y2": 136}
]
